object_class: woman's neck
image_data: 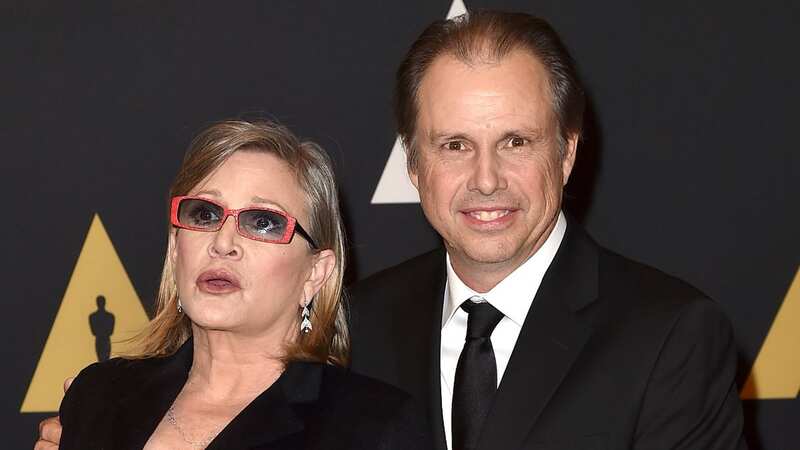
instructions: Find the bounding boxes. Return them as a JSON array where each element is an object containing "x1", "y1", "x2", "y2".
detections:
[{"x1": 186, "y1": 327, "x2": 286, "y2": 404}]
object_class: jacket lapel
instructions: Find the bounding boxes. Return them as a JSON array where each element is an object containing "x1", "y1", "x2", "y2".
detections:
[
  {"x1": 108, "y1": 342, "x2": 319, "y2": 450},
  {"x1": 109, "y1": 341, "x2": 193, "y2": 450},
  {"x1": 208, "y1": 362, "x2": 320, "y2": 449},
  {"x1": 477, "y1": 220, "x2": 600, "y2": 450}
]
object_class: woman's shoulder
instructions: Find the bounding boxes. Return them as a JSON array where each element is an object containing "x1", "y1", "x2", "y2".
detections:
[
  {"x1": 71, "y1": 356, "x2": 157, "y2": 388},
  {"x1": 61, "y1": 355, "x2": 168, "y2": 411}
]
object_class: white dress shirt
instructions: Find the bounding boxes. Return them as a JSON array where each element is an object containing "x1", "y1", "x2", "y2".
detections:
[{"x1": 440, "y1": 211, "x2": 567, "y2": 450}]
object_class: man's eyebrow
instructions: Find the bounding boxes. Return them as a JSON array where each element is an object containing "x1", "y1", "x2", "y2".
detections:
[
  {"x1": 427, "y1": 130, "x2": 472, "y2": 142},
  {"x1": 500, "y1": 128, "x2": 547, "y2": 142},
  {"x1": 426, "y1": 128, "x2": 548, "y2": 144}
]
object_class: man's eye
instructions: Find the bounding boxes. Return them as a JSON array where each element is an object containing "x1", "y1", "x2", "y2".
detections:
[
  {"x1": 507, "y1": 136, "x2": 526, "y2": 147},
  {"x1": 445, "y1": 141, "x2": 466, "y2": 151}
]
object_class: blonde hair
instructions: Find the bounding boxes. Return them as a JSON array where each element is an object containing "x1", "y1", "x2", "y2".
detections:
[{"x1": 126, "y1": 119, "x2": 349, "y2": 366}]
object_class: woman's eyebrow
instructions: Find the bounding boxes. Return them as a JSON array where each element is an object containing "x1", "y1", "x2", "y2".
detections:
[
  {"x1": 194, "y1": 189, "x2": 222, "y2": 197},
  {"x1": 251, "y1": 196, "x2": 287, "y2": 211}
]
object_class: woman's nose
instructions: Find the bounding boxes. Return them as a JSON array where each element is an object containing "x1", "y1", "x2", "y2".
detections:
[{"x1": 208, "y1": 216, "x2": 243, "y2": 259}]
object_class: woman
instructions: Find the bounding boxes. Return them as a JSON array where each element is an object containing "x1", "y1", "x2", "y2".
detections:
[{"x1": 57, "y1": 120, "x2": 428, "y2": 449}]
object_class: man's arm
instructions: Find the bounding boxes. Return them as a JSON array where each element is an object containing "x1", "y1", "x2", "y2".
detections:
[
  {"x1": 34, "y1": 417, "x2": 61, "y2": 450},
  {"x1": 33, "y1": 377, "x2": 72, "y2": 450},
  {"x1": 634, "y1": 299, "x2": 747, "y2": 449}
]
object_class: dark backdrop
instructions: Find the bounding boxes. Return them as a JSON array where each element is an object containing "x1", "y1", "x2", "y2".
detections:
[{"x1": 2, "y1": 1, "x2": 798, "y2": 448}]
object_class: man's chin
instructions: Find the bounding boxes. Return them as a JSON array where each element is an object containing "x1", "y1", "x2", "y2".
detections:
[{"x1": 451, "y1": 243, "x2": 522, "y2": 267}]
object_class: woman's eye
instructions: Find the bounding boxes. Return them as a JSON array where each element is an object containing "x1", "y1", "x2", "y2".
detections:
[
  {"x1": 255, "y1": 216, "x2": 276, "y2": 231},
  {"x1": 246, "y1": 213, "x2": 281, "y2": 235},
  {"x1": 190, "y1": 207, "x2": 219, "y2": 225}
]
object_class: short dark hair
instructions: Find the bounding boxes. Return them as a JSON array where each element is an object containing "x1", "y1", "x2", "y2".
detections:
[{"x1": 395, "y1": 10, "x2": 585, "y2": 168}]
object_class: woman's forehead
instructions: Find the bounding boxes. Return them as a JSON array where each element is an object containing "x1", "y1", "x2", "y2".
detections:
[{"x1": 190, "y1": 151, "x2": 305, "y2": 213}]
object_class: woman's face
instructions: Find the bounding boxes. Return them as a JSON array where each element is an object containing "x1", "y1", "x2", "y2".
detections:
[{"x1": 171, "y1": 150, "x2": 330, "y2": 343}]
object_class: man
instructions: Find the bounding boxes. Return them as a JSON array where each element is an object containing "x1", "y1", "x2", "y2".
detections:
[
  {"x1": 348, "y1": 10, "x2": 746, "y2": 450},
  {"x1": 37, "y1": 10, "x2": 746, "y2": 450}
]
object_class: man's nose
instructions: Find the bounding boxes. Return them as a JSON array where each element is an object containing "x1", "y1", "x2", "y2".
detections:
[{"x1": 466, "y1": 149, "x2": 508, "y2": 195}]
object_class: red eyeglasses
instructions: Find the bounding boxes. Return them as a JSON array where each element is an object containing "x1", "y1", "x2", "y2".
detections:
[{"x1": 170, "y1": 196, "x2": 318, "y2": 249}]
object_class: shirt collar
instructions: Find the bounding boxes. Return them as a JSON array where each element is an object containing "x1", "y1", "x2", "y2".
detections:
[{"x1": 443, "y1": 211, "x2": 567, "y2": 328}]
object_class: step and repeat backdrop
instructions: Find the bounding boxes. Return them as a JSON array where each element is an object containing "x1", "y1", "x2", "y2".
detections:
[{"x1": 3, "y1": 0, "x2": 798, "y2": 447}]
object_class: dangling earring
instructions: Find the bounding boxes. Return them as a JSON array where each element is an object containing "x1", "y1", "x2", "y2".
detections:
[
  {"x1": 177, "y1": 297, "x2": 183, "y2": 313},
  {"x1": 300, "y1": 301, "x2": 312, "y2": 334}
]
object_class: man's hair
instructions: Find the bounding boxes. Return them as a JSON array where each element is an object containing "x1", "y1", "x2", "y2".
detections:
[
  {"x1": 127, "y1": 119, "x2": 350, "y2": 366},
  {"x1": 395, "y1": 10, "x2": 586, "y2": 168}
]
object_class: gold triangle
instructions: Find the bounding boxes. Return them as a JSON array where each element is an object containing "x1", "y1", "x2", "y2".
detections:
[
  {"x1": 741, "y1": 267, "x2": 800, "y2": 399},
  {"x1": 21, "y1": 214, "x2": 150, "y2": 412}
]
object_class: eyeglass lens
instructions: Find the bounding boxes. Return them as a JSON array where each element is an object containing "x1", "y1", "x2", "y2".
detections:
[{"x1": 177, "y1": 198, "x2": 289, "y2": 241}]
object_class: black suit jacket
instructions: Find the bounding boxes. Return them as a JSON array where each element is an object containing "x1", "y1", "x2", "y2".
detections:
[
  {"x1": 349, "y1": 218, "x2": 747, "y2": 450},
  {"x1": 59, "y1": 341, "x2": 430, "y2": 450}
]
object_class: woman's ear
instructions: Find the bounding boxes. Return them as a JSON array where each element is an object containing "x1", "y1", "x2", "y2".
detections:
[{"x1": 301, "y1": 249, "x2": 336, "y2": 306}]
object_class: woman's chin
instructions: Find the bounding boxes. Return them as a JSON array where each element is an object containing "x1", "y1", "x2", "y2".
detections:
[{"x1": 186, "y1": 308, "x2": 242, "y2": 331}]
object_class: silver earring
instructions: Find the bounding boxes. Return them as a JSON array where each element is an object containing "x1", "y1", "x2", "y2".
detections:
[
  {"x1": 300, "y1": 303, "x2": 312, "y2": 334},
  {"x1": 177, "y1": 297, "x2": 183, "y2": 313}
]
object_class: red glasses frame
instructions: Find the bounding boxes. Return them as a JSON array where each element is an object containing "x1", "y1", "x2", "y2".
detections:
[{"x1": 170, "y1": 196, "x2": 318, "y2": 249}]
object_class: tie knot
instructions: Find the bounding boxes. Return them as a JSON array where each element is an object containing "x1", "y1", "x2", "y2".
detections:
[{"x1": 461, "y1": 300, "x2": 504, "y2": 339}]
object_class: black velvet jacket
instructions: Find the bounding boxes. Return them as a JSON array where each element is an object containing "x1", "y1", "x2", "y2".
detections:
[{"x1": 59, "y1": 341, "x2": 430, "y2": 450}]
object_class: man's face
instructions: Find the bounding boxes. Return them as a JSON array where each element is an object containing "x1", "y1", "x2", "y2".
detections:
[{"x1": 409, "y1": 49, "x2": 577, "y2": 288}]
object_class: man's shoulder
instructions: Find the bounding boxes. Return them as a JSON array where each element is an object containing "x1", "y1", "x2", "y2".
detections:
[
  {"x1": 598, "y1": 246, "x2": 709, "y2": 304},
  {"x1": 318, "y1": 364, "x2": 414, "y2": 406},
  {"x1": 311, "y1": 364, "x2": 430, "y2": 446},
  {"x1": 311, "y1": 363, "x2": 426, "y2": 429},
  {"x1": 350, "y1": 247, "x2": 445, "y2": 299},
  {"x1": 564, "y1": 220, "x2": 723, "y2": 323},
  {"x1": 592, "y1": 245, "x2": 735, "y2": 337}
]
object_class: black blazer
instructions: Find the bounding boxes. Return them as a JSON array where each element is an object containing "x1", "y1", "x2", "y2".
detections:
[
  {"x1": 59, "y1": 341, "x2": 430, "y2": 450},
  {"x1": 349, "y1": 217, "x2": 747, "y2": 450}
]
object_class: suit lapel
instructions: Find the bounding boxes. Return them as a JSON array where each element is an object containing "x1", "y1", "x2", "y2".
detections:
[
  {"x1": 398, "y1": 249, "x2": 448, "y2": 450},
  {"x1": 423, "y1": 255, "x2": 448, "y2": 450},
  {"x1": 477, "y1": 221, "x2": 600, "y2": 450}
]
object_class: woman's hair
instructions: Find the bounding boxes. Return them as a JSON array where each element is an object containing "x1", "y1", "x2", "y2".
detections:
[{"x1": 126, "y1": 119, "x2": 349, "y2": 366}]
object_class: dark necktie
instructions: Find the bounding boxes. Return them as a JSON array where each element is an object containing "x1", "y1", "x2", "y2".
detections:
[{"x1": 452, "y1": 299, "x2": 505, "y2": 450}]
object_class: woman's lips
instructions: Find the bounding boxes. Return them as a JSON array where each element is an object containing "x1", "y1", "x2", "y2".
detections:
[{"x1": 196, "y1": 269, "x2": 241, "y2": 294}]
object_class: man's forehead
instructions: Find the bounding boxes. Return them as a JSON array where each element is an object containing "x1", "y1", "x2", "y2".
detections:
[
  {"x1": 415, "y1": 50, "x2": 555, "y2": 134},
  {"x1": 419, "y1": 50, "x2": 550, "y2": 104},
  {"x1": 426, "y1": 47, "x2": 548, "y2": 81}
]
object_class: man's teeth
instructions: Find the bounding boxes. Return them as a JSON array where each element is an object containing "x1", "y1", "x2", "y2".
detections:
[{"x1": 469, "y1": 210, "x2": 510, "y2": 221}]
